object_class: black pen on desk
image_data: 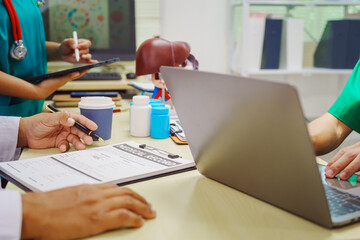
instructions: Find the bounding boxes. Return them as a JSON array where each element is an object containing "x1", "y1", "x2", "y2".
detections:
[{"x1": 46, "y1": 105, "x2": 105, "y2": 143}]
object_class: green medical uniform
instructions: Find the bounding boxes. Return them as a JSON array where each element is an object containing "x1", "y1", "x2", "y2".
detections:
[
  {"x1": 329, "y1": 59, "x2": 360, "y2": 132},
  {"x1": 0, "y1": 0, "x2": 47, "y2": 117}
]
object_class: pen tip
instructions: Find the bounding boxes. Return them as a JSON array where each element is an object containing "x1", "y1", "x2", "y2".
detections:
[{"x1": 98, "y1": 137, "x2": 105, "y2": 143}]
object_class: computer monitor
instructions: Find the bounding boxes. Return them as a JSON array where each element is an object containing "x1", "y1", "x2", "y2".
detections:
[{"x1": 41, "y1": 0, "x2": 136, "y2": 61}]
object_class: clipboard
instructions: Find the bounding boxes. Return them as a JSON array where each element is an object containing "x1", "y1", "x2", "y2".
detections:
[
  {"x1": 0, "y1": 141, "x2": 195, "y2": 192},
  {"x1": 170, "y1": 120, "x2": 188, "y2": 145},
  {"x1": 0, "y1": 164, "x2": 196, "y2": 192},
  {"x1": 25, "y1": 57, "x2": 121, "y2": 82}
]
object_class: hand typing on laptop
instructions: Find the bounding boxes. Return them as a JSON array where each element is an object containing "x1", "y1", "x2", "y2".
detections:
[
  {"x1": 308, "y1": 112, "x2": 360, "y2": 181},
  {"x1": 325, "y1": 142, "x2": 360, "y2": 180}
]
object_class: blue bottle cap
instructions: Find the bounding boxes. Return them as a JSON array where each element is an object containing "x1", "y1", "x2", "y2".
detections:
[
  {"x1": 150, "y1": 102, "x2": 166, "y2": 107},
  {"x1": 152, "y1": 106, "x2": 169, "y2": 114},
  {"x1": 150, "y1": 99, "x2": 161, "y2": 104}
]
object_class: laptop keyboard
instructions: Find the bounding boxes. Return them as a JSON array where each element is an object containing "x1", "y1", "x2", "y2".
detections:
[
  {"x1": 75, "y1": 72, "x2": 122, "y2": 81},
  {"x1": 324, "y1": 185, "x2": 360, "y2": 217}
]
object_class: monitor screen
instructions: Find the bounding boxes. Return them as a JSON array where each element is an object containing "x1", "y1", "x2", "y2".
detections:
[{"x1": 41, "y1": 0, "x2": 136, "y2": 61}]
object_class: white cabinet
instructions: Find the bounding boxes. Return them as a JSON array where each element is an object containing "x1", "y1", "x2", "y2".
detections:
[{"x1": 229, "y1": 0, "x2": 359, "y2": 77}]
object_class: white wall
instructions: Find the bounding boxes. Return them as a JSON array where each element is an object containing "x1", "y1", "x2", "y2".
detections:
[
  {"x1": 160, "y1": 0, "x2": 229, "y2": 73},
  {"x1": 135, "y1": 0, "x2": 161, "y2": 47},
  {"x1": 250, "y1": 73, "x2": 350, "y2": 120}
]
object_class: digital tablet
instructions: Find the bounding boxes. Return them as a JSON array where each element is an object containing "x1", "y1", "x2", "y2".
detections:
[{"x1": 25, "y1": 57, "x2": 121, "y2": 82}]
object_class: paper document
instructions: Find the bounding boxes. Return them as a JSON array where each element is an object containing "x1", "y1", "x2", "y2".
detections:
[
  {"x1": 129, "y1": 82, "x2": 155, "y2": 92},
  {"x1": 0, "y1": 141, "x2": 195, "y2": 192}
]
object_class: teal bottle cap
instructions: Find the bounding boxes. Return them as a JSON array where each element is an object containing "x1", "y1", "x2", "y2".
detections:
[
  {"x1": 150, "y1": 102, "x2": 166, "y2": 107},
  {"x1": 150, "y1": 99, "x2": 161, "y2": 104},
  {"x1": 152, "y1": 106, "x2": 169, "y2": 114}
]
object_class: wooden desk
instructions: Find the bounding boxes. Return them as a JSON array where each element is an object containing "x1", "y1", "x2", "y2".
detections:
[{"x1": 7, "y1": 110, "x2": 360, "y2": 239}]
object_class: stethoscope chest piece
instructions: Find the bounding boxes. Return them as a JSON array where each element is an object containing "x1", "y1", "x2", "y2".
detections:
[
  {"x1": 10, "y1": 40, "x2": 27, "y2": 60},
  {"x1": 4, "y1": 0, "x2": 31, "y2": 60}
]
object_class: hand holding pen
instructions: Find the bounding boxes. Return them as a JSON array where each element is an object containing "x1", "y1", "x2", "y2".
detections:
[
  {"x1": 58, "y1": 36, "x2": 97, "y2": 64},
  {"x1": 18, "y1": 107, "x2": 100, "y2": 152},
  {"x1": 46, "y1": 105, "x2": 105, "y2": 143}
]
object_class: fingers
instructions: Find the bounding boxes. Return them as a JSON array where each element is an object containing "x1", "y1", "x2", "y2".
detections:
[
  {"x1": 45, "y1": 111, "x2": 97, "y2": 149},
  {"x1": 67, "y1": 133, "x2": 86, "y2": 150},
  {"x1": 94, "y1": 185, "x2": 154, "y2": 217},
  {"x1": 325, "y1": 143, "x2": 360, "y2": 179},
  {"x1": 57, "y1": 138, "x2": 70, "y2": 153},
  {"x1": 325, "y1": 152, "x2": 355, "y2": 178},
  {"x1": 70, "y1": 127, "x2": 93, "y2": 145},
  {"x1": 43, "y1": 112, "x2": 72, "y2": 152},
  {"x1": 326, "y1": 149, "x2": 346, "y2": 170},
  {"x1": 79, "y1": 53, "x2": 98, "y2": 64},
  {"x1": 57, "y1": 111, "x2": 72, "y2": 125},
  {"x1": 63, "y1": 38, "x2": 97, "y2": 63},
  {"x1": 74, "y1": 69, "x2": 90, "y2": 79},
  {"x1": 104, "y1": 209, "x2": 145, "y2": 229},
  {"x1": 339, "y1": 155, "x2": 360, "y2": 179},
  {"x1": 70, "y1": 54, "x2": 97, "y2": 64},
  {"x1": 325, "y1": 149, "x2": 347, "y2": 177},
  {"x1": 77, "y1": 39, "x2": 92, "y2": 49},
  {"x1": 64, "y1": 110, "x2": 98, "y2": 131},
  {"x1": 326, "y1": 142, "x2": 360, "y2": 170},
  {"x1": 99, "y1": 189, "x2": 156, "y2": 231},
  {"x1": 64, "y1": 38, "x2": 75, "y2": 48},
  {"x1": 66, "y1": 38, "x2": 91, "y2": 49},
  {"x1": 96, "y1": 183, "x2": 119, "y2": 190},
  {"x1": 105, "y1": 195, "x2": 156, "y2": 219},
  {"x1": 78, "y1": 48, "x2": 89, "y2": 55},
  {"x1": 103, "y1": 187, "x2": 149, "y2": 205}
]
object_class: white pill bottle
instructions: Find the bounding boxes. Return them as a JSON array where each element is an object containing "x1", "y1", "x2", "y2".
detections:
[{"x1": 130, "y1": 95, "x2": 151, "y2": 137}]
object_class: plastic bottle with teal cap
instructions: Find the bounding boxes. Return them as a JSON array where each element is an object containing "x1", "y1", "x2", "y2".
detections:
[{"x1": 150, "y1": 106, "x2": 170, "y2": 139}]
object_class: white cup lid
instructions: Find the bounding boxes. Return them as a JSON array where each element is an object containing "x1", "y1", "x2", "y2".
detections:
[{"x1": 78, "y1": 97, "x2": 115, "y2": 109}]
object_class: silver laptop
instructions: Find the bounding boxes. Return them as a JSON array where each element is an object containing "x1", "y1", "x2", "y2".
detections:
[{"x1": 160, "y1": 66, "x2": 360, "y2": 228}]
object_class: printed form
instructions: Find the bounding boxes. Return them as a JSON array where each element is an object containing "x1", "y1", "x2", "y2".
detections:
[{"x1": 0, "y1": 141, "x2": 194, "y2": 192}]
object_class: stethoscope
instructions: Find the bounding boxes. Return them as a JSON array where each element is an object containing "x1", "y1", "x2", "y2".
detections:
[{"x1": 3, "y1": 0, "x2": 45, "y2": 60}]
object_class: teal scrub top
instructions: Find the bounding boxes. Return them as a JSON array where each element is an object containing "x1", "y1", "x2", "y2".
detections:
[
  {"x1": 329, "y1": 59, "x2": 360, "y2": 132},
  {"x1": 0, "y1": 0, "x2": 47, "y2": 117}
]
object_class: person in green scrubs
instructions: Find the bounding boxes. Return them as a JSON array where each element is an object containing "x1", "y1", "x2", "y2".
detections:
[
  {"x1": 308, "y1": 59, "x2": 360, "y2": 181},
  {"x1": 0, "y1": 0, "x2": 96, "y2": 117}
]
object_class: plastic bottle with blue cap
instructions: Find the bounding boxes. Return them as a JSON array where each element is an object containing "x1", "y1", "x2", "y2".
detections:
[{"x1": 150, "y1": 106, "x2": 170, "y2": 139}]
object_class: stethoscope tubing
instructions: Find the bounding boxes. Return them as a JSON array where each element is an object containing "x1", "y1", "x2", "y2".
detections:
[{"x1": 3, "y1": 0, "x2": 22, "y2": 42}]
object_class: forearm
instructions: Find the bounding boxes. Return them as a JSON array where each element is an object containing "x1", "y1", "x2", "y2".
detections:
[
  {"x1": 46, "y1": 41, "x2": 61, "y2": 61},
  {"x1": 307, "y1": 113, "x2": 352, "y2": 155},
  {"x1": 0, "y1": 70, "x2": 76, "y2": 100},
  {"x1": 0, "y1": 71, "x2": 45, "y2": 99}
]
